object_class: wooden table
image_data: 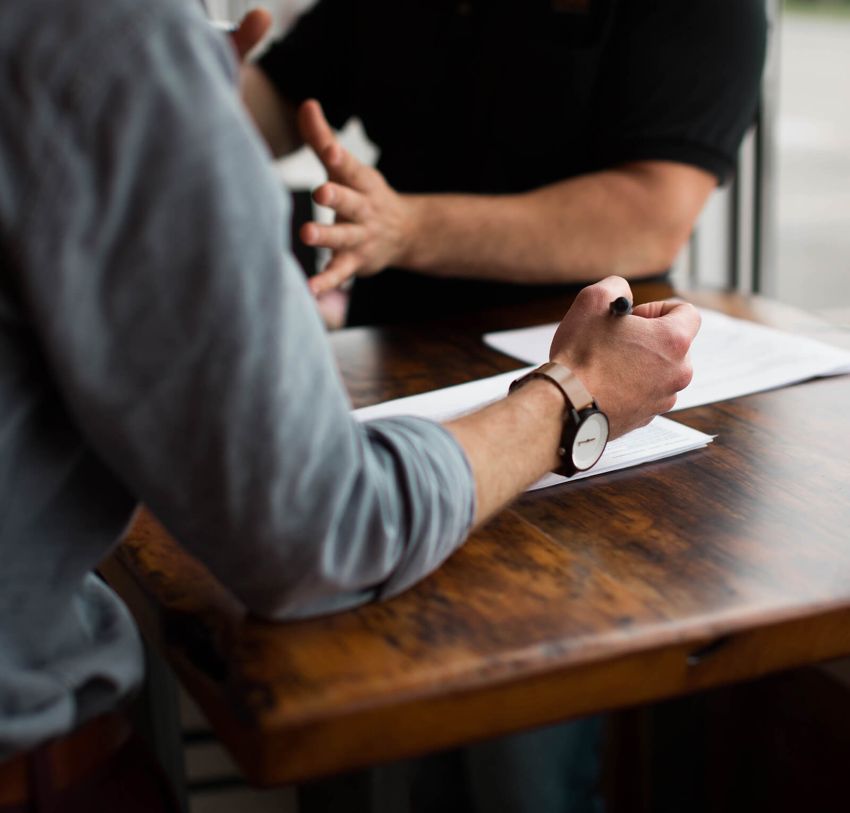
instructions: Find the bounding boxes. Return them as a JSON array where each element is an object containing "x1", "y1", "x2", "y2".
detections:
[{"x1": 102, "y1": 284, "x2": 850, "y2": 788}]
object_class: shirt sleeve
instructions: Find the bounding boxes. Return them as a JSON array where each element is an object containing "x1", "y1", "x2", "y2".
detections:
[
  {"x1": 592, "y1": 0, "x2": 768, "y2": 182},
  {"x1": 257, "y1": 0, "x2": 356, "y2": 131},
  {"x1": 14, "y1": 0, "x2": 475, "y2": 619}
]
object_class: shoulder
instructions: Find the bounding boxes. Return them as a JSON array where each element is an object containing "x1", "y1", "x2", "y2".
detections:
[
  {"x1": 0, "y1": 0, "x2": 258, "y2": 239},
  {"x1": 1, "y1": 0, "x2": 235, "y2": 114}
]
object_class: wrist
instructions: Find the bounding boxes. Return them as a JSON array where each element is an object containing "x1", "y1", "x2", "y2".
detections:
[
  {"x1": 511, "y1": 362, "x2": 609, "y2": 477},
  {"x1": 508, "y1": 378, "x2": 566, "y2": 470},
  {"x1": 396, "y1": 195, "x2": 431, "y2": 270}
]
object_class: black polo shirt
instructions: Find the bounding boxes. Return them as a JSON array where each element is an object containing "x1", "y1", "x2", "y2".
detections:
[{"x1": 260, "y1": 0, "x2": 767, "y2": 325}]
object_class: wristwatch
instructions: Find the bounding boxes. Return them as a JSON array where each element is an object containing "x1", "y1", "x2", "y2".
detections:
[{"x1": 509, "y1": 361, "x2": 609, "y2": 477}]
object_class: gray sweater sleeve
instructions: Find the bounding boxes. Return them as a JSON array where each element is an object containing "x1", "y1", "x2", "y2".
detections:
[{"x1": 14, "y1": 0, "x2": 475, "y2": 619}]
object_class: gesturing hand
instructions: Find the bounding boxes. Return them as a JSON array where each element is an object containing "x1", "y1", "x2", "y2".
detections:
[
  {"x1": 297, "y1": 100, "x2": 414, "y2": 296},
  {"x1": 550, "y1": 277, "x2": 701, "y2": 439},
  {"x1": 229, "y1": 8, "x2": 273, "y2": 61}
]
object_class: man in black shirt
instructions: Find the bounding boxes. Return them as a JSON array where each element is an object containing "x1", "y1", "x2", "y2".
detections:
[{"x1": 243, "y1": 0, "x2": 767, "y2": 325}]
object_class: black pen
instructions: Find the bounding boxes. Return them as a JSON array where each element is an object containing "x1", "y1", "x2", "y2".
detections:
[{"x1": 609, "y1": 296, "x2": 633, "y2": 316}]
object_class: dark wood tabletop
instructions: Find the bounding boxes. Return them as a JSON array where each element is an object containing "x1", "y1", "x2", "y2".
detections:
[{"x1": 101, "y1": 283, "x2": 850, "y2": 787}]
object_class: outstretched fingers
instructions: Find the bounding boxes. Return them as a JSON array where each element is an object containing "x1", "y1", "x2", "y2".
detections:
[
  {"x1": 298, "y1": 100, "x2": 378, "y2": 191},
  {"x1": 297, "y1": 99, "x2": 337, "y2": 161},
  {"x1": 313, "y1": 183, "x2": 369, "y2": 223},
  {"x1": 300, "y1": 221, "x2": 366, "y2": 251},
  {"x1": 319, "y1": 142, "x2": 379, "y2": 192},
  {"x1": 308, "y1": 253, "x2": 361, "y2": 295}
]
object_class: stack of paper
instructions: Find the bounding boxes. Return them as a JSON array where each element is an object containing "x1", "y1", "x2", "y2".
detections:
[
  {"x1": 483, "y1": 308, "x2": 850, "y2": 412},
  {"x1": 354, "y1": 375, "x2": 713, "y2": 491}
]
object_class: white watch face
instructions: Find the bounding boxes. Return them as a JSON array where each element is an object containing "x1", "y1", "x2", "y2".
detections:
[{"x1": 571, "y1": 412, "x2": 609, "y2": 471}]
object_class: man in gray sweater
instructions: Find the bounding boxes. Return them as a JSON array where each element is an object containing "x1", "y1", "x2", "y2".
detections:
[{"x1": 0, "y1": 0, "x2": 699, "y2": 807}]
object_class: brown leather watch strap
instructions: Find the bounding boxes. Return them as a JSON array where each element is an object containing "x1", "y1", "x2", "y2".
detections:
[{"x1": 509, "y1": 362, "x2": 594, "y2": 413}]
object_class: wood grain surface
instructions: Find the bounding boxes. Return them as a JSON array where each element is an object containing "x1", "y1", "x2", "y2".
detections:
[{"x1": 100, "y1": 285, "x2": 850, "y2": 786}]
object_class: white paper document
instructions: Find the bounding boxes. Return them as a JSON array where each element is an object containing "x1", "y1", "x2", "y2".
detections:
[
  {"x1": 483, "y1": 308, "x2": 850, "y2": 412},
  {"x1": 354, "y1": 375, "x2": 713, "y2": 491}
]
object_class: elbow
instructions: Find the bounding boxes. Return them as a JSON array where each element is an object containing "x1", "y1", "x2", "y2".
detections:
[
  {"x1": 239, "y1": 582, "x2": 378, "y2": 622},
  {"x1": 653, "y1": 219, "x2": 694, "y2": 271},
  {"x1": 617, "y1": 160, "x2": 716, "y2": 276},
  {"x1": 218, "y1": 480, "x2": 404, "y2": 621},
  {"x1": 628, "y1": 195, "x2": 700, "y2": 275},
  {"x1": 619, "y1": 222, "x2": 691, "y2": 280},
  {"x1": 223, "y1": 528, "x2": 383, "y2": 622}
]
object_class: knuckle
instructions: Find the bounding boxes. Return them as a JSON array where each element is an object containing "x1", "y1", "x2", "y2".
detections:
[
  {"x1": 662, "y1": 324, "x2": 692, "y2": 358},
  {"x1": 674, "y1": 360, "x2": 694, "y2": 392},
  {"x1": 574, "y1": 283, "x2": 608, "y2": 311},
  {"x1": 576, "y1": 276, "x2": 631, "y2": 313},
  {"x1": 675, "y1": 304, "x2": 701, "y2": 341},
  {"x1": 601, "y1": 274, "x2": 628, "y2": 289},
  {"x1": 660, "y1": 394, "x2": 677, "y2": 414},
  {"x1": 688, "y1": 303, "x2": 702, "y2": 331}
]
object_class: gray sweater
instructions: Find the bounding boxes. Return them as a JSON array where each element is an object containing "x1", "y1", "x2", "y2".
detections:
[{"x1": 0, "y1": 0, "x2": 474, "y2": 757}]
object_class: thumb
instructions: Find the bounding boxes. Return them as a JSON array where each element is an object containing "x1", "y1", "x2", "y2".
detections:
[
  {"x1": 230, "y1": 8, "x2": 273, "y2": 61},
  {"x1": 632, "y1": 298, "x2": 688, "y2": 319}
]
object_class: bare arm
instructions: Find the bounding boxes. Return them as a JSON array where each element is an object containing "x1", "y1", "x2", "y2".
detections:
[
  {"x1": 401, "y1": 162, "x2": 715, "y2": 283},
  {"x1": 240, "y1": 62, "x2": 302, "y2": 157},
  {"x1": 222, "y1": 10, "x2": 303, "y2": 156},
  {"x1": 447, "y1": 380, "x2": 564, "y2": 526},
  {"x1": 297, "y1": 101, "x2": 715, "y2": 294}
]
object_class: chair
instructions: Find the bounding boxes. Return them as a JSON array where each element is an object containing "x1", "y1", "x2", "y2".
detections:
[{"x1": 673, "y1": 0, "x2": 780, "y2": 295}]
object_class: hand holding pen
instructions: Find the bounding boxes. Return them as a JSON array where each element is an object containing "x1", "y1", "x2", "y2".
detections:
[{"x1": 549, "y1": 277, "x2": 700, "y2": 438}]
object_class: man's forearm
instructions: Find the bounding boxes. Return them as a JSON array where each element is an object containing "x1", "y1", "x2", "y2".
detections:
[
  {"x1": 240, "y1": 63, "x2": 301, "y2": 157},
  {"x1": 402, "y1": 162, "x2": 715, "y2": 284},
  {"x1": 446, "y1": 380, "x2": 564, "y2": 527}
]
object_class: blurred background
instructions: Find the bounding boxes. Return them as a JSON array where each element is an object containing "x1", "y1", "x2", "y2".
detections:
[{"x1": 776, "y1": 0, "x2": 850, "y2": 311}]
